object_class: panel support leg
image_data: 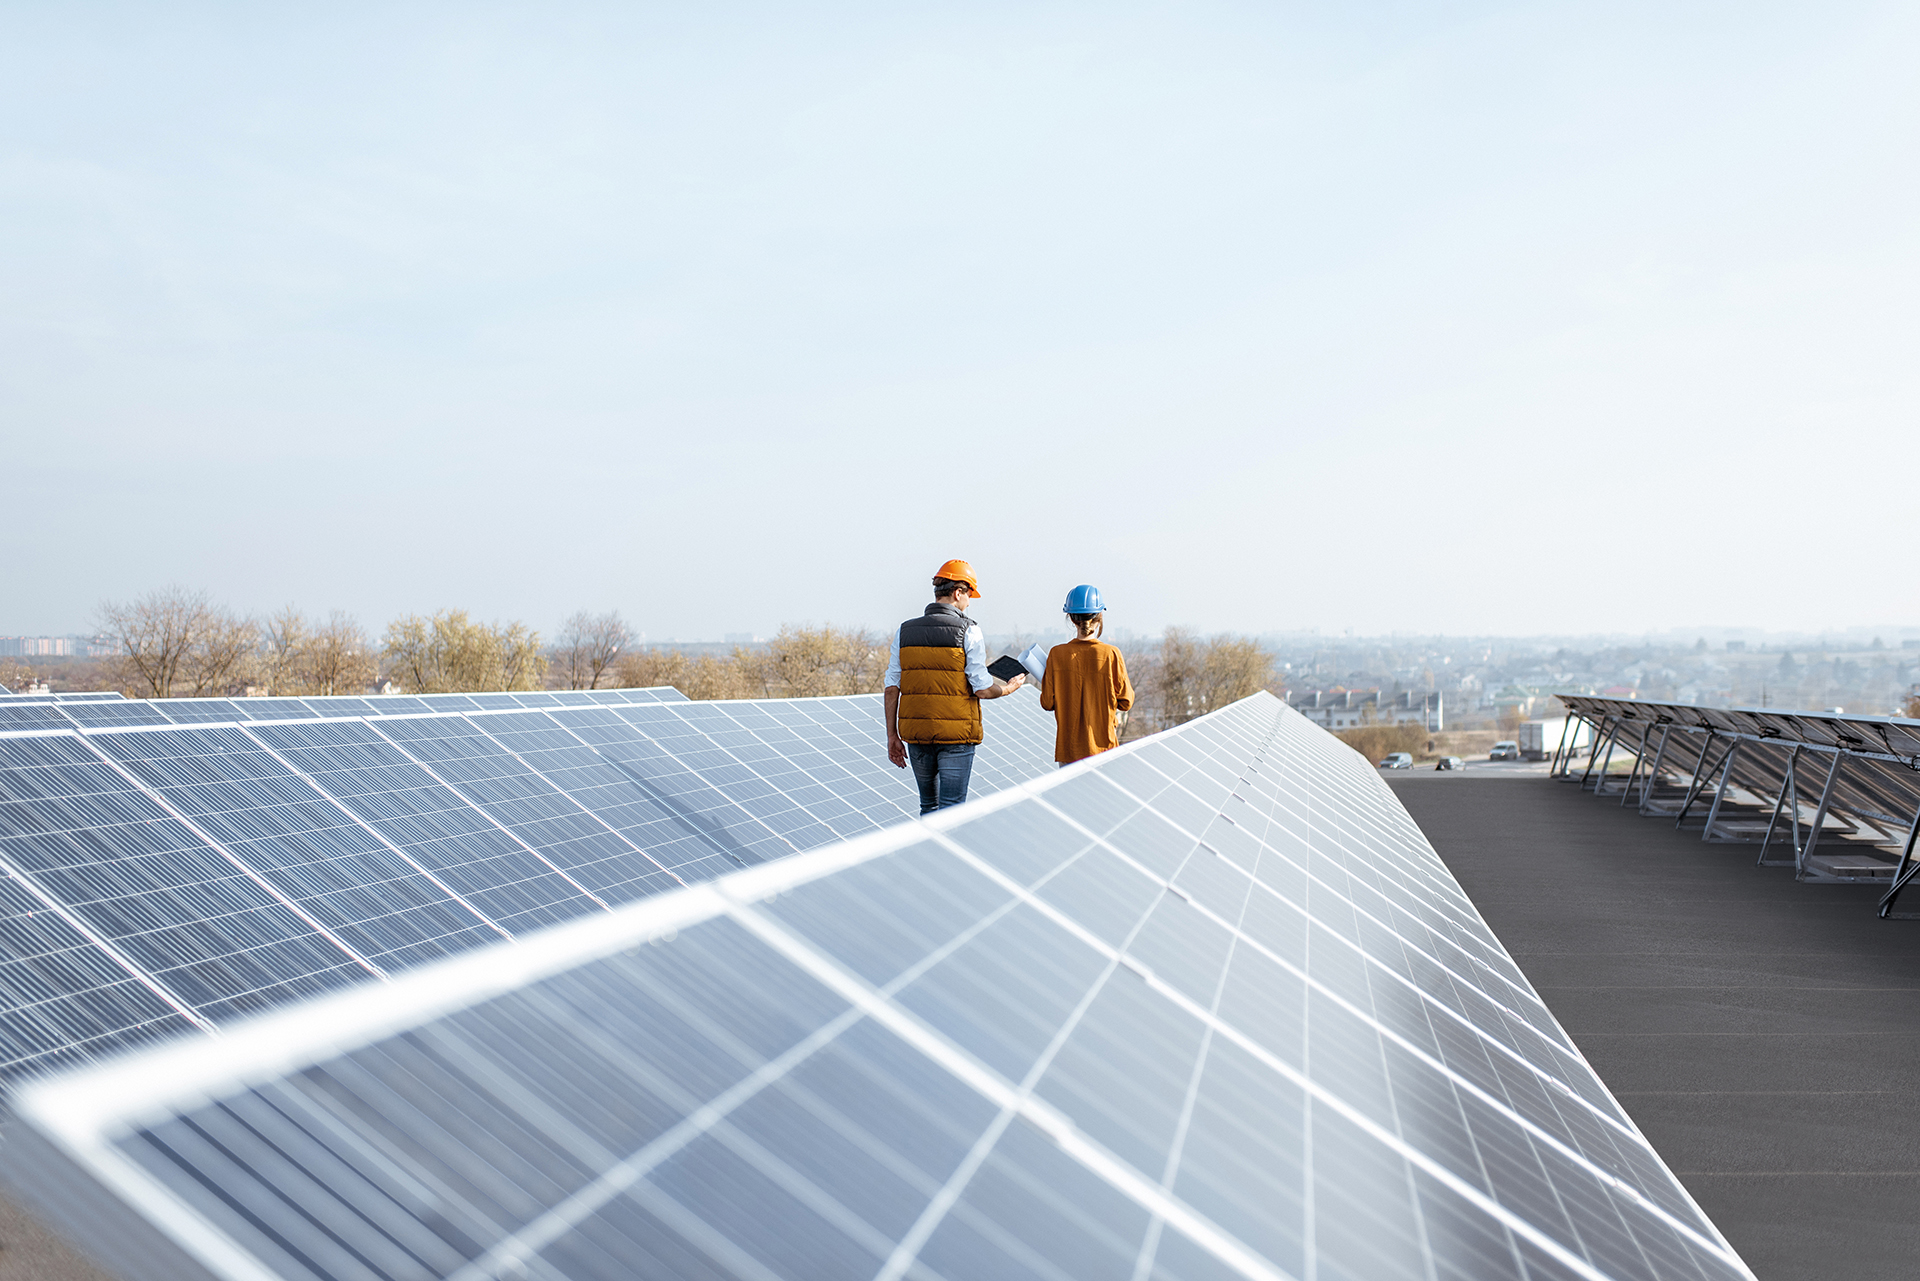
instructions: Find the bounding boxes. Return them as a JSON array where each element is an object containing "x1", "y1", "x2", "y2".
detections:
[
  {"x1": 1620, "y1": 723, "x2": 1652, "y2": 806},
  {"x1": 1580, "y1": 717, "x2": 1615, "y2": 789},
  {"x1": 1878, "y1": 801, "x2": 1920, "y2": 918},
  {"x1": 1638, "y1": 725, "x2": 1672, "y2": 812},
  {"x1": 1701, "y1": 743, "x2": 1742, "y2": 841},
  {"x1": 1585, "y1": 720, "x2": 1621, "y2": 793},
  {"x1": 1757, "y1": 745, "x2": 1800, "y2": 867},
  {"x1": 1675, "y1": 735, "x2": 1727, "y2": 828},
  {"x1": 1796, "y1": 752, "x2": 1845, "y2": 879}
]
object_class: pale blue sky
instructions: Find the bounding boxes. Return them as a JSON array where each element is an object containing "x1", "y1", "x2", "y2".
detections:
[{"x1": 7, "y1": 2, "x2": 1918, "y2": 641}]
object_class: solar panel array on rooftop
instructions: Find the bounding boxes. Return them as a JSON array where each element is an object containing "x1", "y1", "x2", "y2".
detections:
[
  {"x1": 1554, "y1": 695, "x2": 1920, "y2": 910},
  {"x1": 0, "y1": 688, "x2": 1058, "y2": 1081},
  {"x1": 5, "y1": 693, "x2": 1754, "y2": 1281}
]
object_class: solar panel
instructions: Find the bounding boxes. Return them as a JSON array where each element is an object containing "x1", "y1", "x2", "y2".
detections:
[
  {"x1": 57, "y1": 700, "x2": 171, "y2": 728},
  {"x1": 244, "y1": 717, "x2": 607, "y2": 936},
  {"x1": 366, "y1": 714, "x2": 688, "y2": 906},
  {"x1": 0, "y1": 691, "x2": 1057, "y2": 1082},
  {"x1": 0, "y1": 735, "x2": 367, "y2": 1035},
  {"x1": 0, "y1": 703, "x2": 70, "y2": 730},
  {"x1": 86, "y1": 724, "x2": 502, "y2": 972},
  {"x1": 2, "y1": 694, "x2": 1754, "y2": 1281}
]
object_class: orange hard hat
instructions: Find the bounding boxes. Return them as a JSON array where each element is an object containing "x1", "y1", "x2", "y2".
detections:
[{"x1": 933, "y1": 558, "x2": 982, "y2": 596}]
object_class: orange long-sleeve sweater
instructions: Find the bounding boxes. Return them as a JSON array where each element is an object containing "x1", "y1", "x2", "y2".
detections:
[{"x1": 1039, "y1": 637, "x2": 1135, "y2": 764}]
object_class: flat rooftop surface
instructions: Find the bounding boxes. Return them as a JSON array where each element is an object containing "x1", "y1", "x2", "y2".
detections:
[{"x1": 1391, "y1": 771, "x2": 1920, "y2": 1281}]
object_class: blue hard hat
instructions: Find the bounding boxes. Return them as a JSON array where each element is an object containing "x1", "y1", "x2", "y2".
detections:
[{"x1": 1062, "y1": 584, "x2": 1106, "y2": 614}]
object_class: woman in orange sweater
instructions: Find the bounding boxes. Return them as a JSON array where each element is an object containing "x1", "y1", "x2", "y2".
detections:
[{"x1": 1039, "y1": 584, "x2": 1135, "y2": 766}]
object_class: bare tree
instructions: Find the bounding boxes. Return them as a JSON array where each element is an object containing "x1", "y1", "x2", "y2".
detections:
[
  {"x1": 251, "y1": 607, "x2": 378, "y2": 695},
  {"x1": 552, "y1": 610, "x2": 635, "y2": 689},
  {"x1": 382, "y1": 610, "x2": 548, "y2": 693},
  {"x1": 307, "y1": 612, "x2": 378, "y2": 695},
  {"x1": 0, "y1": 656, "x2": 32, "y2": 693},
  {"x1": 615, "y1": 625, "x2": 889, "y2": 701},
  {"x1": 97, "y1": 586, "x2": 259, "y2": 698},
  {"x1": 617, "y1": 647, "x2": 752, "y2": 700},
  {"x1": 1140, "y1": 627, "x2": 1276, "y2": 730},
  {"x1": 760, "y1": 625, "x2": 888, "y2": 697},
  {"x1": 258, "y1": 605, "x2": 311, "y2": 695}
]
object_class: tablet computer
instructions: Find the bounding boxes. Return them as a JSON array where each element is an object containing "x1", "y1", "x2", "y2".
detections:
[{"x1": 988, "y1": 655, "x2": 1028, "y2": 683}]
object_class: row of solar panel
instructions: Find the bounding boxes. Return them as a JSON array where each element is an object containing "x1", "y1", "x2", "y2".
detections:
[
  {"x1": 0, "y1": 685, "x2": 692, "y2": 732},
  {"x1": 0, "y1": 690, "x2": 1059, "y2": 1081},
  {"x1": 5, "y1": 693, "x2": 1754, "y2": 1281},
  {"x1": 1555, "y1": 696, "x2": 1920, "y2": 887},
  {"x1": 0, "y1": 690, "x2": 125, "y2": 701}
]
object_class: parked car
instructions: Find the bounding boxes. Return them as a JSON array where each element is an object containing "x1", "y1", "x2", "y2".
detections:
[
  {"x1": 1377, "y1": 752, "x2": 1414, "y2": 769},
  {"x1": 1435, "y1": 756, "x2": 1465, "y2": 771},
  {"x1": 1489, "y1": 740, "x2": 1520, "y2": 761}
]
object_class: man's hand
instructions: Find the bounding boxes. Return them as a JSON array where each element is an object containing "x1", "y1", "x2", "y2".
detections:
[
  {"x1": 887, "y1": 734, "x2": 908, "y2": 769},
  {"x1": 979, "y1": 673, "x2": 1025, "y2": 699}
]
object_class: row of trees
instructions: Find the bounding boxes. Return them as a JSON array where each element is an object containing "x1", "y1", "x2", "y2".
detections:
[
  {"x1": 91, "y1": 589, "x2": 557, "y2": 698},
  {"x1": 80, "y1": 588, "x2": 1285, "y2": 719},
  {"x1": 617, "y1": 627, "x2": 890, "y2": 700}
]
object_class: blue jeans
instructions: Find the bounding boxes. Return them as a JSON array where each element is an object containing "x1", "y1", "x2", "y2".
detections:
[{"x1": 907, "y1": 742, "x2": 976, "y2": 815}]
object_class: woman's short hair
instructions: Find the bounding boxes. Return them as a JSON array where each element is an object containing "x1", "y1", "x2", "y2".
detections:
[{"x1": 932, "y1": 577, "x2": 969, "y2": 597}]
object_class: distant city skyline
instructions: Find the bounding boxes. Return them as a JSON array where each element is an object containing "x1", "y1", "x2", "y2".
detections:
[{"x1": 7, "y1": 2, "x2": 1919, "y2": 637}]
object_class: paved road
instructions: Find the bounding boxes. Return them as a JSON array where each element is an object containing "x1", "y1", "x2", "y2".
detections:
[{"x1": 1391, "y1": 773, "x2": 1920, "y2": 1281}]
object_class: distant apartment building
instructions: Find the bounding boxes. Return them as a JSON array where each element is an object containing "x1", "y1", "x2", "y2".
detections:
[
  {"x1": 1288, "y1": 688, "x2": 1442, "y2": 732},
  {"x1": 0, "y1": 636, "x2": 113, "y2": 658}
]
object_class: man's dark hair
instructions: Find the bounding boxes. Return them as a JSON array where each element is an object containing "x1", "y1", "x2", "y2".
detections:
[{"x1": 932, "y1": 577, "x2": 969, "y2": 597}]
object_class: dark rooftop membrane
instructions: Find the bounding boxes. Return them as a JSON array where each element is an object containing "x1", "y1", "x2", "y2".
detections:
[{"x1": 1391, "y1": 771, "x2": 1920, "y2": 1281}]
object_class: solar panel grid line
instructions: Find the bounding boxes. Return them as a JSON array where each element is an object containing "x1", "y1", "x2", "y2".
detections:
[
  {"x1": 526, "y1": 711, "x2": 777, "y2": 871},
  {"x1": 0, "y1": 837, "x2": 218, "y2": 1037},
  {"x1": 1103, "y1": 731, "x2": 1591, "y2": 1107},
  {"x1": 79, "y1": 723, "x2": 518, "y2": 976},
  {"x1": 1025, "y1": 760, "x2": 1660, "y2": 1179},
  {"x1": 361, "y1": 718, "x2": 619, "y2": 916},
  {"x1": 444, "y1": 831, "x2": 1050, "y2": 1281},
  {"x1": 1127, "y1": 731, "x2": 1293, "y2": 1281},
  {"x1": 929, "y1": 802, "x2": 1733, "y2": 1277},
  {"x1": 1160, "y1": 718, "x2": 1733, "y2": 1253},
  {"x1": 241, "y1": 717, "x2": 612, "y2": 938},
  {"x1": 597, "y1": 707, "x2": 812, "y2": 861},
  {"x1": 1254, "y1": 746, "x2": 1570, "y2": 1055},
  {"x1": 702, "y1": 701, "x2": 903, "y2": 827},
  {"x1": 725, "y1": 899, "x2": 1299, "y2": 1281},
  {"x1": 231, "y1": 725, "x2": 517, "y2": 946},
  {"x1": 872, "y1": 956, "x2": 1163, "y2": 1281},
  {"x1": 433, "y1": 710, "x2": 688, "y2": 891},
  {"x1": 652, "y1": 704, "x2": 853, "y2": 846},
  {"x1": 0, "y1": 736, "x2": 383, "y2": 1045},
  {"x1": 709, "y1": 715, "x2": 904, "y2": 837},
  {"x1": 69, "y1": 732, "x2": 388, "y2": 982}
]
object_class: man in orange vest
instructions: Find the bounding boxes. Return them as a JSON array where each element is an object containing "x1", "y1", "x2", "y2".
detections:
[{"x1": 884, "y1": 559, "x2": 1026, "y2": 813}]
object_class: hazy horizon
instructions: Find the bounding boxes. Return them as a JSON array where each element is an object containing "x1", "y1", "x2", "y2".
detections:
[{"x1": 9, "y1": 2, "x2": 1919, "y2": 639}]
